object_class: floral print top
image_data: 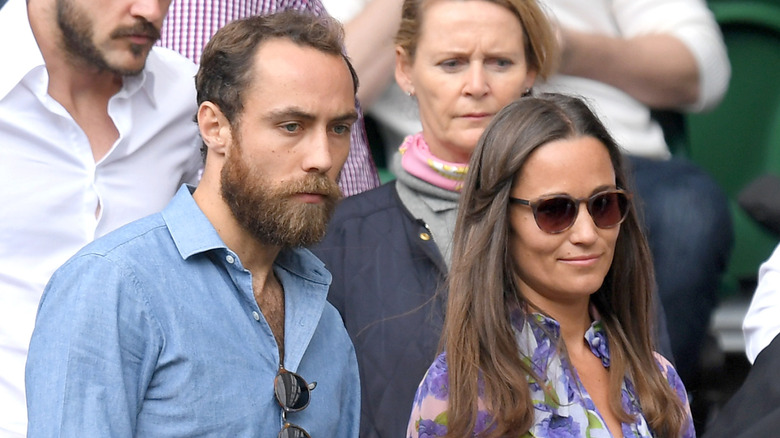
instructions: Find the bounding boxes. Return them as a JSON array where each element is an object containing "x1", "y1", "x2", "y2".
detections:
[{"x1": 406, "y1": 310, "x2": 696, "y2": 437}]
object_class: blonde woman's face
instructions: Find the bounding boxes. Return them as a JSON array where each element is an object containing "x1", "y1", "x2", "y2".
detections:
[
  {"x1": 508, "y1": 136, "x2": 620, "y2": 317},
  {"x1": 395, "y1": 1, "x2": 536, "y2": 163}
]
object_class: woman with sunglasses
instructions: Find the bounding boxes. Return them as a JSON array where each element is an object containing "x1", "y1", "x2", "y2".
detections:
[{"x1": 407, "y1": 93, "x2": 695, "y2": 438}]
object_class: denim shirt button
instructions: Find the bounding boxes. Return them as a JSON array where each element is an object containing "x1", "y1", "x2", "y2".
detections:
[
  {"x1": 252, "y1": 311, "x2": 261, "y2": 321},
  {"x1": 226, "y1": 255, "x2": 235, "y2": 264}
]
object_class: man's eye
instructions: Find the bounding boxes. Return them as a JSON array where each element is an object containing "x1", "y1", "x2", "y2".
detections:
[
  {"x1": 281, "y1": 123, "x2": 300, "y2": 133},
  {"x1": 333, "y1": 124, "x2": 351, "y2": 135}
]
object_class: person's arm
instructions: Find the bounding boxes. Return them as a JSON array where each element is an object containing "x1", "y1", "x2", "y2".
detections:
[
  {"x1": 25, "y1": 254, "x2": 160, "y2": 437},
  {"x1": 743, "y1": 245, "x2": 780, "y2": 363},
  {"x1": 555, "y1": 0, "x2": 729, "y2": 111},
  {"x1": 323, "y1": 0, "x2": 403, "y2": 107},
  {"x1": 557, "y1": 30, "x2": 699, "y2": 109}
]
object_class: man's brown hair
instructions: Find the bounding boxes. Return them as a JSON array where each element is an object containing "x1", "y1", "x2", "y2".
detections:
[{"x1": 195, "y1": 10, "x2": 359, "y2": 131}]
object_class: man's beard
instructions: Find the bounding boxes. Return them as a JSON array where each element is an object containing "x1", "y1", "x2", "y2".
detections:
[
  {"x1": 57, "y1": 0, "x2": 160, "y2": 76},
  {"x1": 220, "y1": 144, "x2": 342, "y2": 248}
]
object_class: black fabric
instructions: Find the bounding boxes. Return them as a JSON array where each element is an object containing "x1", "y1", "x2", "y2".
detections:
[
  {"x1": 738, "y1": 173, "x2": 780, "y2": 236},
  {"x1": 651, "y1": 109, "x2": 688, "y2": 156},
  {"x1": 703, "y1": 334, "x2": 780, "y2": 437},
  {"x1": 312, "y1": 182, "x2": 447, "y2": 438}
]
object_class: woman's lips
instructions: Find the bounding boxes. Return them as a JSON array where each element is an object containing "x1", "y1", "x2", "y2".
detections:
[
  {"x1": 559, "y1": 255, "x2": 601, "y2": 267},
  {"x1": 461, "y1": 112, "x2": 492, "y2": 119}
]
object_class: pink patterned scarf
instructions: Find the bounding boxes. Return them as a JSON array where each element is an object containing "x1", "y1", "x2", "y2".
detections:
[{"x1": 399, "y1": 133, "x2": 469, "y2": 192}]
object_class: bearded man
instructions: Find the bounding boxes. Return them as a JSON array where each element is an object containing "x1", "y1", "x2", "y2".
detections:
[{"x1": 25, "y1": 11, "x2": 361, "y2": 438}]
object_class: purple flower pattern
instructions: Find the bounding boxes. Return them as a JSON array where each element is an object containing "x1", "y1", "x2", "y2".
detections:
[
  {"x1": 417, "y1": 418, "x2": 448, "y2": 438},
  {"x1": 406, "y1": 312, "x2": 696, "y2": 437}
]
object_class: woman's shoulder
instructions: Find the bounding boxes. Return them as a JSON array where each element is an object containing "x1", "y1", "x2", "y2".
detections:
[
  {"x1": 652, "y1": 352, "x2": 678, "y2": 377},
  {"x1": 407, "y1": 352, "x2": 452, "y2": 438},
  {"x1": 652, "y1": 352, "x2": 689, "y2": 402},
  {"x1": 652, "y1": 352, "x2": 697, "y2": 436},
  {"x1": 416, "y1": 352, "x2": 451, "y2": 400}
]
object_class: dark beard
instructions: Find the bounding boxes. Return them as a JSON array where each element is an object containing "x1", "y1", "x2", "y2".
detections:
[
  {"x1": 220, "y1": 146, "x2": 342, "y2": 248},
  {"x1": 56, "y1": 0, "x2": 160, "y2": 76}
]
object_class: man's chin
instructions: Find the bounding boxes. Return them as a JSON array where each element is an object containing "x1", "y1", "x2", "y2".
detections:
[
  {"x1": 109, "y1": 60, "x2": 147, "y2": 77},
  {"x1": 102, "y1": 47, "x2": 152, "y2": 76}
]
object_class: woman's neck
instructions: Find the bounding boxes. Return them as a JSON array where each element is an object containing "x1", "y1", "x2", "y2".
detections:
[
  {"x1": 398, "y1": 132, "x2": 469, "y2": 192},
  {"x1": 529, "y1": 297, "x2": 593, "y2": 352}
]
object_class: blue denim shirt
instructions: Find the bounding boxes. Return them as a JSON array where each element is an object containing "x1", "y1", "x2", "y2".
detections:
[{"x1": 26, "y1": 186, "x2": 360, "y2": 437}]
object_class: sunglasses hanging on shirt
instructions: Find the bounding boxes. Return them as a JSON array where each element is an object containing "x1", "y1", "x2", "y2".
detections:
[{"x1": 274, "y1": 366, "x2": 317, "y2": 438}]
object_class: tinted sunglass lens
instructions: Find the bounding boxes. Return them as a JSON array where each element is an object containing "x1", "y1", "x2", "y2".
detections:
[
  {"x1": 278, "y1": 423, "x2": 311, "y2": 438},
  {"x1": 275, "y1": 372, "x2": 310, "y2": 411},
  {"x1": 590, "y1": 192, "x2": 628, "y2": 228},
  {"x1": 536, "y1": 197, "x2": 577, "y2": 233}
]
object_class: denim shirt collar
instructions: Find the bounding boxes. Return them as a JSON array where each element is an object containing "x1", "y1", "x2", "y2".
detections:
[
  {"x1": 162, "y1": 185, "x2": 226, "y2": 260},
  {"x1": 160, "y1": 185, "x2": 333, "y2": 370}
]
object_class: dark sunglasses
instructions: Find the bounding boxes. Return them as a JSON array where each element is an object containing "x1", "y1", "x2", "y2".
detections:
[
  {"x1": 274, "y1": 367, "x2": 317, "y2": 438},
  {"x1": 509, "y1": 189, "x2": 631, "y2": 234}
]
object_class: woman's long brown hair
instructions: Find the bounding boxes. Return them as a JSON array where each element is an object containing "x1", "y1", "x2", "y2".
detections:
[{"x1": 443, "y1": 94, "x2": 688, "y2": 437}]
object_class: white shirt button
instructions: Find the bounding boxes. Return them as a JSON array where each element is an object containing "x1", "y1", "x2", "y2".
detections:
[
  {"x1": 226, "y1": 255, "x2": 235, "y2": 264},
  {"x1": 252, "y1": 311, "x2": 261, "y2": 321}
]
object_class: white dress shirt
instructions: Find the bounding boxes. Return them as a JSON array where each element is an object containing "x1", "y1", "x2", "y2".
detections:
[
  {"x1": 536, "y1": 0, "x2": 730, "y2": 158},
  {"x1": 0, "y1": 1, "x2": 202, "y2": 435},
  {"x1": 744, "y1": 244, "x2": 780, "y2": 363}
]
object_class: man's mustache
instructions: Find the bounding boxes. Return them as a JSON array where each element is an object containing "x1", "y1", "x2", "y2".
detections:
[
  {"x1": 111, "y1": 19, "x2": 161, "y2": 42},
  {"x1": 285, "y1": 174, "x2": 342, "y2": 201}
]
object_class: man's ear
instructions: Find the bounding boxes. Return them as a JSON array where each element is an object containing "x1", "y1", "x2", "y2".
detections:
[{"x1": 197, "y1": 102, "x2": 232, "y2": 157}]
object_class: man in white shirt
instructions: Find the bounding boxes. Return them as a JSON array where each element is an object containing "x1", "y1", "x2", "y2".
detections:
[{"x1": 0, "y1": 0, "x2": 202, "y2": 435}]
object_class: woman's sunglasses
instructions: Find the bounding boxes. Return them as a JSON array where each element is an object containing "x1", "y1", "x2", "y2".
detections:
[
  {"x1": 509, "y1": 189, "x2": 631, "y2": 234},
  {"x1": 274, "y1": 367, "x2": 317, "y2": 438}
]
